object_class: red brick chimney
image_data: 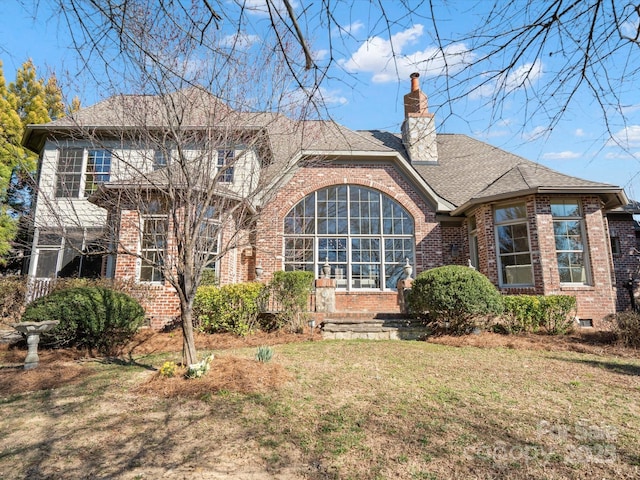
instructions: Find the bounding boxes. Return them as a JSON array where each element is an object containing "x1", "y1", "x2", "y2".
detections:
[{"x1": 401, "y1": 73, "x2": 438, "y2": 163}]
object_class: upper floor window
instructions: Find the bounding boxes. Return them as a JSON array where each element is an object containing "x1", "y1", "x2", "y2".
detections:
[
  {"x1": 153, "y1": 149, "x2": 169, "y2": 170},
  {"x1": 551, "y1": 199, "x2": 589, "y2": 284},
  {"x1": 55, "y1": 148, "x2": 111, "y2": 198},
  {"x1": 494, "y1": 203, "x2": 533, "y2": 286},
  {"x1": 217, "y1": 149, "x2": 234, "y2": 183}
]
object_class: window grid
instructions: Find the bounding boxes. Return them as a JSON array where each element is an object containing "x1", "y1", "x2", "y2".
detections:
[
  {"x1": 494, "y1": 203, "x2": 533, "y2": 286},
  {"x1": 552, "y1": 199, "x2": 589, "y2": 284},
  {"x1": 55, "y1": 148, "x2": 83, "y2": 197},
  {"x1": 85, "y1": 150, "x2": 112, "y2": 196},
  {"x1": 284, "y1": 186, "x2": 415, "y2": 290},
  {"x1": 217, "y1": 149, "x2": 234, "y2": 183},
  {"x1": 140, "y1": 216, "x2": 167, "y2": 283}
]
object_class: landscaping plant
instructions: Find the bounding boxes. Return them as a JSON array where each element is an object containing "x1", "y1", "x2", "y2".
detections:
[
  {"x1": 21, "y1": 286, "x2": 145, "y2": 355},
  {"x1": 407, "y1": 265, "x2": 503, "y2": 334}
]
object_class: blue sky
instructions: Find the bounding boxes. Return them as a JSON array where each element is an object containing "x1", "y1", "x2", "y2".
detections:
[{"x1": 2, "y1": 1, "x2": 640, "y2": 201}]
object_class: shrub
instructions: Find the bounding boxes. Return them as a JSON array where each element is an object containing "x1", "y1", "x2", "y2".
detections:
[
  {"x1": 538, "y1": 295, "x2": 576, "y2": 334},
  {"x1": 612, "y1": 311, "x2": 640, "y2": 348},
  {"x1": 0, "y1": 276, "x2": 28, "y2": 323},
  {"x1": 255, "y1": 345, "x2": 274, "y2": 363},
  {"x1": 263, "y1": 271, "x2": 314, "y2": 332},
  {"x1": 21, "y1": 286, "x2": 145, "y2": 355},
  {"x1": 194, "y1": 282, "x2": 265, "y2": 336},
  {"x1": 501, "y1": 295, "x2": 544, "y2": 333},
  {"x1": 407, "y1": 265, "x2": 503, "y2": 334},
  {"x1": 498, "y1": 294, "x2": 576, "y2": 335}
]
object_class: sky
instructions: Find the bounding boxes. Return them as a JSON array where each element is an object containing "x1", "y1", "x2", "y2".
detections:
[{"x1": 2, "y1": 1, "x2": 640, "y2": 201}]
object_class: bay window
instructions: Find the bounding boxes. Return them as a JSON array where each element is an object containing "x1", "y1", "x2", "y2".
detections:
[
  {"x1": 494, "y1": 203, "x2": 533, "y2": 286},
  {"x1": 551, "y1": 199, "x2": 589, "y2": 284}
]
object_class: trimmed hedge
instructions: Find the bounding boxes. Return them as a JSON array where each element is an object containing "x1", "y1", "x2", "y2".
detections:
[
  {"x1": 21, "y1": 286, "x2": 145, "y2": 355},
  {"x1": 407, "y1": 265, "x2": 503, "y2": 334},
  {"x1": 499, "y1": 294, "x2": 576, "y2": 335},
  {"x1": 194, "y1": 282, "x2": 265, "y2": 336}
]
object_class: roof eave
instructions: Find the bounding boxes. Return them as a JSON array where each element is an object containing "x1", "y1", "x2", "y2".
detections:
[
  {"x1": 301, "y1": 149, "x2": 455, "y2": 212},
  {"x1": 450, "y1": 186, "x2": 628, "y2": 216}
]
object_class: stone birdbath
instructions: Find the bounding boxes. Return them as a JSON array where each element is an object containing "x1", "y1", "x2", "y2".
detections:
[{"x1": 11, "y1": 321, "x2": 59, "y2": 370}]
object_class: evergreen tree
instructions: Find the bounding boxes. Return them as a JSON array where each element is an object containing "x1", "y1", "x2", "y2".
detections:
[
  {"x1": 0, "y1": 62, "x2": 22, "y2": 260},
  {"x1": 0, "y1": 59, "x2": 68, "y2": 266}
]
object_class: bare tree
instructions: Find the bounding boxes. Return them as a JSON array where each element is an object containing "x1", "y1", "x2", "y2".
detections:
[{"x1": 29, "y1": 0, "x2": 321, "y2": 365}]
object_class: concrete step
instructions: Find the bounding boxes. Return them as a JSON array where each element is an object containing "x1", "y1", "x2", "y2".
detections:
[{"x1": 319, "y1": 313, "x2": 428, "y2": 340}]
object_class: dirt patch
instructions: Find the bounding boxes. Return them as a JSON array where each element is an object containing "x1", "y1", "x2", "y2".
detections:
[{"x1": 137, "y1": 355, "x2": 293, "y2": 398}]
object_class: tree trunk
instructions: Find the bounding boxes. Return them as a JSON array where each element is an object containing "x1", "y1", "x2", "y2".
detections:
[{"x1": 181, "y1": 305, "x2": 198, "y2": 365}]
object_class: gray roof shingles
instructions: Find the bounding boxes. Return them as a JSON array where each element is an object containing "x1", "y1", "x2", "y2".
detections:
[{"x1": 25, "y1": 87, "x2": 623, "y2": 211}]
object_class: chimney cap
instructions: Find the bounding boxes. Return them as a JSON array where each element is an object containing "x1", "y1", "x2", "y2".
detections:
[{"x1": 410, "y1": 72, "x2": 420, "y2": 78}]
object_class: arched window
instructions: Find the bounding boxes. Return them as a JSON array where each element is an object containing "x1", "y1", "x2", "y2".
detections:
[{"x1": 283, "y1": 185, "x2": 415, "y2": 290}]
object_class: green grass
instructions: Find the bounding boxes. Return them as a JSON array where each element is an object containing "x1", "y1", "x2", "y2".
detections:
[{"x1": 1, "y1": 340, "x2": 639, "y2": 479}]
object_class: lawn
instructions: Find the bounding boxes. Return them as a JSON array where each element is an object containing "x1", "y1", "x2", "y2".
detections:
[{"x1": 1, "y1": 332, "x2": 639, "y2": 479}]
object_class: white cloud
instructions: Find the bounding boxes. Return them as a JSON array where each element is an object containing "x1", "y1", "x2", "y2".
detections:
[
  {"x1": 283, "y1": 86, "x2": 348, "y2": 109},
  {"x1": 241, "y1": 0, "x2": 298, "y2": 17},
  {"x1": 605, "y1": 151, "x2": 640, "y2": 160},
  {"x1": 574, "y1": 128, "x2": 585, "y2": 137},
  {"x1": 313, "y1": 49, "x2": 329, "y2": 61},
  {"x1": 523, "y1": 125, "x2": 547, "y2": 141},
  {"x1": 542, "y1": 151, "x2": 581, "y2": 160},
  {"x1": 609, "y1": 125, "x2": 640, "y2": 148},
  {"x1": 339, "y1": 24, "x2": 473, "y2": 83},
  {"x1": 332, "y1": 21, "x2": 364, "y2": 37},
  {"x1": 470, "y1": 60, "x2": 543, "y2": 99},
  {"x1": 220, "y1": 32, "x2": 260, "y2": 49}
]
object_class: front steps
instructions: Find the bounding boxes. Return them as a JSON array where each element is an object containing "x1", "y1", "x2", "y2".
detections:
[{"x1": 318, "y1": 312, "x2": 428, "y2": 340}]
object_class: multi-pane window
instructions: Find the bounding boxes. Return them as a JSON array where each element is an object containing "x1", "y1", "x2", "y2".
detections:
[
  {"x1": 552, "y1": 199, "x2": 589, "y2": 284},
  {"x1": 140, "y1": 216, "x2": 167, "y2": 283},
  {"x1": 85, "y1": 150, "x2": 111, "y2": 195},
  {"x1": 198, "y1": 216, "x2": 220, "y2": 279},
  {"x1": 217, "y1": 149, "x2": 234, "y2": 183},
  {"x1": 284, "y1": 185, "x2": 414, "y2": 290},
  {"x1": 154, "y1": 149, "x2": 169, "y2": 170},
  {"x1": 55, "y1": 148, "x2": 111, "y2": 198},
  {"x1": 495, "y1": 203, "x2": 533, "y2": 286}
]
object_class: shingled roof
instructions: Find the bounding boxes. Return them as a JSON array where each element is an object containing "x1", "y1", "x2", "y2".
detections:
[{"x1": 23, "y1": 86, "x2": 627, "y2": 214}]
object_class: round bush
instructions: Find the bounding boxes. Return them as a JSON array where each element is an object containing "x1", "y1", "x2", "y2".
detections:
[
  {"x1": 407, "y1": 265, "x2": 503, "y2": 334},
  {"x1": 21, "y1": 286, "x2": 145, "y2": 355}
]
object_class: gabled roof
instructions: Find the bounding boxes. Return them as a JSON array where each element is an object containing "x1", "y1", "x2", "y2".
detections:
[{"x1": 23, "y1": 86, "x2": 628, "y2": 215}]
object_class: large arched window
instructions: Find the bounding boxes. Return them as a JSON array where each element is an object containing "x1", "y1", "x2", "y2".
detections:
[{"x1": 283, "y1": 185, "x2": 415, "y2": 290}]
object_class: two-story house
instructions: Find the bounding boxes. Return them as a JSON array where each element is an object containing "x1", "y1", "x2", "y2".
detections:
[{"x1": 22, "y1": 76, "x2": 637, "y2": 329}]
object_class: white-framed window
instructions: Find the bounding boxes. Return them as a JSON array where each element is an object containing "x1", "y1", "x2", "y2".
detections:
[
  {"x1": 197, "y1": 208, "x2": 220, "y2": 281},
  {"x1": 55, "y1": 148, "x2": 111, "y2": 198},
  {"x1": 551, "y1": 199, "x2": 590, "y2": 284},
  {"x1": 153, "y1": 149, "x2": 169, "y2": 170},
  {"x1": 139, "y1": 215, "x2": 168, "y2": 283},
  {"x1": 468, "y1": 214, "x2": 479, "y2": 269},
  {"x1": 283, "y1": 185, "x2": 415, "y2": 290},
  {"x1": 494, "y1": 203, "x2": 533, "y2": 286},
  {"x1": 217, "y1": 149, "x2": 234, "y2": 183}
]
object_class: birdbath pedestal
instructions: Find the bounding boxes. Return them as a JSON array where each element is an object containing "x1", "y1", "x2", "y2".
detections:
[{"x1": 11, "y1": 321, "x2": 59, "y2": 370}]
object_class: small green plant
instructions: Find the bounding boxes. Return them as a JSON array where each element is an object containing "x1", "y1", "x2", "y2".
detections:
[
  {"x1": 407, "y1": 265, "x2": 503, "y2": 334},
  {"x1": 185, "y1": 354, "x2": 214, "y2": 379},
  {"x1": 159, "y1": 361, "x2": 178, "y2": 377},
  {"x1": 255, "y1": 345, "x2": 274, "y2": 363}
]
